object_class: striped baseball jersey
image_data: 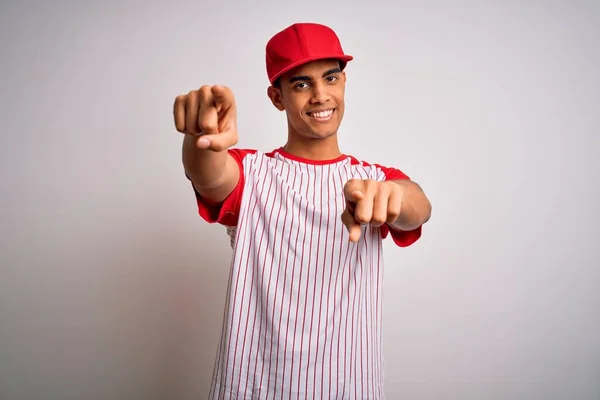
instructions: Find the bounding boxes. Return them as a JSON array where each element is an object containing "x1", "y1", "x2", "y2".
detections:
[{"x1": 191, "y1": 147, "x2": 422, "y2": 399}]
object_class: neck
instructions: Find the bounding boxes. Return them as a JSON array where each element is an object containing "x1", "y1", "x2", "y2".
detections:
[{"x1": 283, "y1": 134, "x2": 342, "y2": 161}]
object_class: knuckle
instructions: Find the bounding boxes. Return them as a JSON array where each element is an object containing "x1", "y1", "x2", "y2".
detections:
[
  {"x1": 387, "y1": 209, "x2": 400, "y2": 221},
  {"x1": 355, "y1": 212, "x2": 368, "y2": 223},
  {"x1": 198, "y1": 120, "x2": 213, "y2": 131},
  {"x1": 186, "y1": 90, "x2": 197, "y2": 100},
  {"x1": 372, "y1": 215, "x2": 386, "y2": 225},
  {"x1": 345, "y1": 178, "x2": 358, "y2": 189},
  {"x1": 198, "y1": 86, "x2": 212, "y2": 100}
]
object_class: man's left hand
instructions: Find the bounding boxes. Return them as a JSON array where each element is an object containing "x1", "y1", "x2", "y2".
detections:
[{"x1": 341, "y1": 179, "x2": 403, "y2": 243}]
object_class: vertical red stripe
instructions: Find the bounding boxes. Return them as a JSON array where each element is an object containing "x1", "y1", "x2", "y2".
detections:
[
  {"x1": 237, "y1": 165, "x2": 276, "y2": 395},
  {"x1": 349, "y1": 243, "x2": 359, "y2": 399},
  {"x1": 290, "y1": 161, "x2": 314, "y2": 399},
  {"x1": 220, "y1": 155, "x2": 267, "y2": 398},
  {"x1": 357, "y1": 243, "x2": 365, "y2": 399},
  {"x1": 305, "y1": 163, "x2": 326, "y2": 396},
  {"x1": 338, "y1": 166, "x2": 356, "y2": 398},
  {"x1": 260, "y1": 164, "x2": 292, "y2": 399},
  {"x1": 329, "y1": 164, "x2": 345, "y2": 398},
  {"x1": 351, "y1": 168, "x2": 369, "y2": 399},
  {"x1": 269, "y1": 162, "x2": 302, "y2": 398},
  {"x1": 318, "y1": 163, "x2": 335, "y2": 399},
  {"x1": 376, "y1": 232, "x2": 383, "y2": 398},
  {"x1": 324, "y1": 162, "x2": 338, "y2": 398},
  {"x1": 282, "y1": 161, "x2": 306, "y2": 399},
  {"x1": 359, "y1": 233, "x2": 369, "y2": 399},
  {"x1": 367, "y1": 233, "x2": 376, "y2": 399},
  {"x1": 336, "y1": 164, "x2": 355, "y2": 397},
  {"x1": 358, "y1": 167, "x2": 373, "y2": 399},
  {"x1": 246, "y1": 161, "x2": 288, "y2": 397}
]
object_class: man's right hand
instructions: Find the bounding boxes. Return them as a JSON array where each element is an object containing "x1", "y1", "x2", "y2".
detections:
[{"x1": 173, "y1": 85, "x2": 239, "y2": 152}]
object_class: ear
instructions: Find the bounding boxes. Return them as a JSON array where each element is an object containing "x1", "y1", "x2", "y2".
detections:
[{"x1": 267, "y1": 86, "x2": 285, "y2": 111}]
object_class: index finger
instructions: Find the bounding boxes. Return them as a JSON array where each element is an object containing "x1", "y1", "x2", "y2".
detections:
[
  {"x1": 343, "y1": 179, "x2": 365, "y2": 203},
  {"x1": 173, "y1": 95, "x2": 186, "y2": 132},
  {"x1": 211, "y1": 85, "x2": 235, "y2": 112}
]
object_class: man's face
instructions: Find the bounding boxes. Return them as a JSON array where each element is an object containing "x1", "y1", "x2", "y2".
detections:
[{"x1": 269, "y1": 59, "x2": 347, "y2": 140}]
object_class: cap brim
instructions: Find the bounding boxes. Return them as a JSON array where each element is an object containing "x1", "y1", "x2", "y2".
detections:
[{"x1": 269, "y1": 54, "x2": 353, "y2": 84}]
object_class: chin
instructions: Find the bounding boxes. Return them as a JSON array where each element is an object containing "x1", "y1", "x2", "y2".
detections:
[
  {"x1": 307, "y1": 123, "x2": 340, "y2": 138},
  {"x1": 306, "y1": 128, "x2": 338, "y2": 139}
]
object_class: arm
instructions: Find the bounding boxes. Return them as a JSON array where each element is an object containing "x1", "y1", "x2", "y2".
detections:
[
  {"x1": 174, "y1": 85, "x2": 240, "y2": 203},
  {"x1": 387, "y1": 179, "x2": 431, "y2": 231},
  {"x1": 182, "y1": 135, "x2": 239, "y2": 203}
]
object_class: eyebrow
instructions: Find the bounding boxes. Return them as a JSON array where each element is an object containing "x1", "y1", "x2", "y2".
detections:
[{"x1": 288, "y1": 68, "x2": 342, "y2": 83}]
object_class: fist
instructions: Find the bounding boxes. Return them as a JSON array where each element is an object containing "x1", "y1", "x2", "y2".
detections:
[
  {"x1": 341, "y1": 179, "x2": 403, "y2": 242},
  {"x1": 173, "y1": 85, "x2": 238, "y2": 151}
]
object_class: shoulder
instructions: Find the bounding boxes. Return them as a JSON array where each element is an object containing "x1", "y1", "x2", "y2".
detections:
[
  {"x1": 346, "y1": 154, "x2": 411, "y2": 181},
  {"x1": 227, "y1": 148, "x2": 286, "y2": 174},
  {"x1": 227, "y1": 148, "x2": 258, "y2": 162},
  {"x1": 228, "y1": 148, "x2": 287, "y2": 161}
]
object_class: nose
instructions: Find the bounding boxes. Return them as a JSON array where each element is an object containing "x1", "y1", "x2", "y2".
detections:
[{"x1": 310, "y1": 82, "x2": 331, "y2": 104}]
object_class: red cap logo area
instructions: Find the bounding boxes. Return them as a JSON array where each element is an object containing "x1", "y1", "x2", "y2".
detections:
[{"x1": 265, "y1": 23, "x2": 354, "y2": 85}]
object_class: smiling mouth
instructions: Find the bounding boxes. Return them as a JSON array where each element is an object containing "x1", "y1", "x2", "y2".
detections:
[{"x1": 307, "y1": 109, "x2": 334, "y2": 121}]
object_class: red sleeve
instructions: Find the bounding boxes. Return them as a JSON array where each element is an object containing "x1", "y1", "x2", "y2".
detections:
[
  {"x1": 374, "y1": 163, "x2": 423, "y2": 247},
  {"x1": 188, "y1": 148, "x2": 255, "y2": 226}
]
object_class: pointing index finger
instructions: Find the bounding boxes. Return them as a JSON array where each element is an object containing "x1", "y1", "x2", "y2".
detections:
[
  {"x1": 211, "y1": 85, "x2": 234, "y2": 112},
  {"x1": 343, "y1": 179, "x2": 365, "y2": 203}
]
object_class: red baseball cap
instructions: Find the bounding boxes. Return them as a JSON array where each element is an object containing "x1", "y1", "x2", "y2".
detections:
[{"x1": 265, "y1": 22, "x2": 353, "y2": 85}]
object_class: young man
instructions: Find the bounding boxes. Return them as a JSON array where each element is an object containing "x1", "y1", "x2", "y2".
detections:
[{"x1": 174, "y1": 22, "x2": 431, "y2": 400}]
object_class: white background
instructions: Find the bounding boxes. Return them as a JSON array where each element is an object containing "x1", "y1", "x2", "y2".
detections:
[{"x1": 1, "y1": 0, "x2": 598, "y2": 399}]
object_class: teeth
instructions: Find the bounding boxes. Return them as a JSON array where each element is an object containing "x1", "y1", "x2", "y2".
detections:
[{"x1": 310, "y1": 110, "x2": 333, "y2": 118}]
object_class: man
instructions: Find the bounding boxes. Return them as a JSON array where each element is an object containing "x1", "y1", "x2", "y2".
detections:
[{"x1": 173, "y1": 22, "x2": 431, "y2": 400}]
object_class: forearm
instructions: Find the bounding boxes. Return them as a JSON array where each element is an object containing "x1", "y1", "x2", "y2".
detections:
[
  {"x1": 182, "y1": 135, "x2": 239, "y2": 201},
  {"x1": 389, "y1": 180, "x2": 431, "y2": 231}
]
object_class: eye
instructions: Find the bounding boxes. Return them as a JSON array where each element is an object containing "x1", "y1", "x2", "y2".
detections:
[
  {"x1": 325, "y1": 75, "x2": 339, "y2": 83},
  {"x1": 294, "y1": 82, "x2": 310, "y2": 90}
]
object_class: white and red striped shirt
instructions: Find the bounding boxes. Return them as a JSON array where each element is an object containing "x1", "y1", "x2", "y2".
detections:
[{"x1": 191, "y1": 147, "x2": 421, "y2": 399}]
